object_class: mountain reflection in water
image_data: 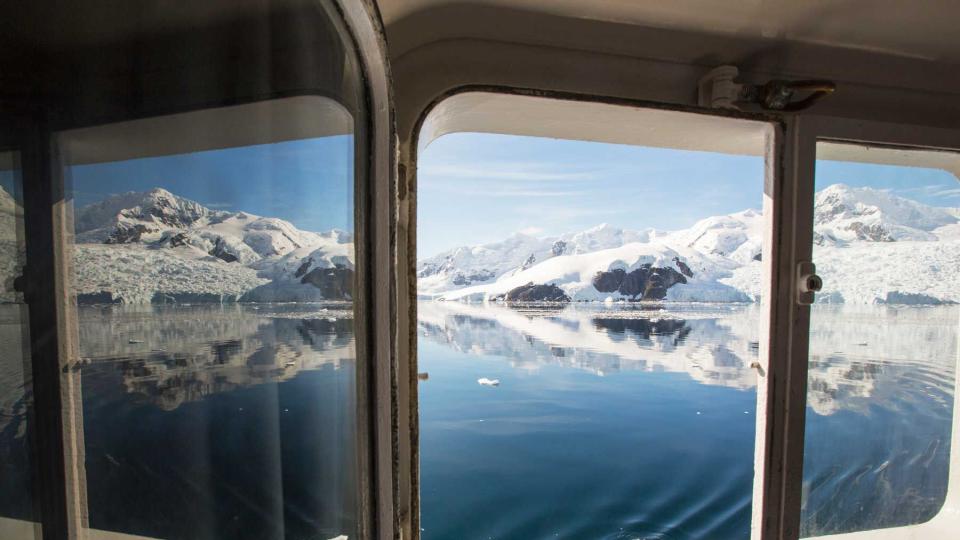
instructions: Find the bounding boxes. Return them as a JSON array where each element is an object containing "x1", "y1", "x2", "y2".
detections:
[
  {"x1": 0, "y1": 302, "x2": 956, "y2": 539},
  {"x1": 418, "y1": 301, "x2": 957, "y2": 539},
  {"x1": 1, "y1": 303, "x2": 359, "y2": 540}
]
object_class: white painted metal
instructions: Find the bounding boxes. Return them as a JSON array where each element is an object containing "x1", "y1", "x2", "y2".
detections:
[{"x1": 791, "y1": 116, "x2": 960, "y2": 540}]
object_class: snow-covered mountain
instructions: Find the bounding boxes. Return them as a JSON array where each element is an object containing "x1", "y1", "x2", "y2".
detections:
[
  {"x1": 73, "y1": 188, "x2": 354, "y2": 304},
  {"x1": 419, "y1": 184, "x2": 960, "y2": 305}
]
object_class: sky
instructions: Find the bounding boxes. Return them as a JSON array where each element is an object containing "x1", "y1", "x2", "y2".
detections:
[
  {"x1": 2, "y1": 132, "x2": 959, "y2": 257},
  {"x1": 417, "y1": 133, "x2": 960, "y2": 258},
  {"x1": 65, "y1": 135, "x2": 355, "y2": 233}
]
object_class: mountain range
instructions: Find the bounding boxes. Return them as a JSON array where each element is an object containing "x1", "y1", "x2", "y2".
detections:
[
  {"x1": 71, "y1": 188, "x2": 354, "y2": 304},
  {"x1": 419, "y1": 184, "x2": 960, "y2": 305},
  {"x1": 3, "y1": 183, "x2": 959, "y2": 306}
]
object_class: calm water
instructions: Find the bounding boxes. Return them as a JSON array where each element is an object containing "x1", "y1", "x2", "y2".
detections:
[
  {"x1": 0, "y1": 302, "x2": 955, "y2": 539},
  {"x1": 418, "y1": 301, "x2": 956, "y2": 540}
]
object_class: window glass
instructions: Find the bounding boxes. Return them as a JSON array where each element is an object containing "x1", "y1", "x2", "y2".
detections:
[
  {"x1": 417, "y1": 128, "x2": 768, "y2": 539},
  {"x1": 58, "y1": 99, "x2": 361, "y2": 540},
  {"x1": 0, "y1": 150, "x2": 41, "y2": 536},
  {"x1": 800, "y1": 143, "x2": 959, "y2": 536}
]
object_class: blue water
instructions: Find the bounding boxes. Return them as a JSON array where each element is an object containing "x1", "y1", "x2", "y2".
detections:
[
  {"x1": 419, "y1": 341, "x2": 755, "y2": 540},
  {"x1": 0, "y1": 302, "x2": 954, "y2": 539},
  {"x1": 418, "y1": 302, "x2": 956, "y2": 540}
]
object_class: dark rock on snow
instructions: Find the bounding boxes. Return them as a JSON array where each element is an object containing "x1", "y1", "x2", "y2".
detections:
[
  {"x1": 504, "y1": 282, "x2": 570, "y2": 302},
  {"x1": 591, "y1": 264, "x2": 687, "y2": 300},
  {"x1": 300, "y1": 265, "x2": 354, "y2": 300}
]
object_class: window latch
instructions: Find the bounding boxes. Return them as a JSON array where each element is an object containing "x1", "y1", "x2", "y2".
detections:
[
  {"x1": 698, "y1": 65, "x2": 835, "y2": 112},
  {"x1": 797, "y1": 261, "x2": 822, "y2": 305}
]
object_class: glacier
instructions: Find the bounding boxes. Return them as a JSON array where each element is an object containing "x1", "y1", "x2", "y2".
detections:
[
  {"x1": 68, "y1": 188, "x2": 354, "y2": 304},
  {"x1": 419, "y1": 184, "x2": 960, "y2": 305}
]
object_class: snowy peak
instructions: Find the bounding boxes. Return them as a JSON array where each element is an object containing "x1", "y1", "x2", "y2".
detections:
[
  {"x1": 671, "y1": 208, "x2": 763, "y2": 264},
  {"x1": 77, "y1": 188, "x2": 221, "y2": 232},
  {"x1": 75, "y1": 188, "x2": 227, "y2": 244},
  {"x1": 70, "y1": 187, "x2": 356, "y2": 304},
  {"x1": 813, "y1": 184, "x2": 957, "y2": 244},
  {"x1": 417, "y1": 184, "x2": 960, "y2": 305}
]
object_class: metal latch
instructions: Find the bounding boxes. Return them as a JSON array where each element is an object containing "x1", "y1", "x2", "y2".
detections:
[
  {"x1": 797, "y1": 261, "x2": 822, "y2": 305},
  {"x1": 699, "y1": 65, "x2": 835, "y2": 112}
]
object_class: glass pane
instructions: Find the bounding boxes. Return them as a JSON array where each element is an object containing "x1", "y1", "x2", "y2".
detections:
[
  {"x1": 417, "y1": 124, "x2": 768, "y2": 538},
  {"x1": 0, "y1": 150, "x2": 42, "y2": 536},
  {"x1": 800, "y1": 143, "x2": 959, "y2": 536},
  {"x1": 59, "y1": 98, "x2": 360, "y2": 539}
]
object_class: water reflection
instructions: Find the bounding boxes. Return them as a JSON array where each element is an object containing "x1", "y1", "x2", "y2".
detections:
[
  {"x1": 418, "y1": 301, "x2": 957, "y2": 538},
  {"x1": 78, "y1": 304, "x2": 354, "y2": 410},
  {"x1": 420, "y1": 301, "x2": 958, "y2": 418}
]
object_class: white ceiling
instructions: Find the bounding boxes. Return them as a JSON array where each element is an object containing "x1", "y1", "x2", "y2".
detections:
[
  {"x1": 419, "y1": 92, "x2": 770, "y2": 156},
  {"x1": 379, "y1": 0, "x2": 960, "y2": 63}
]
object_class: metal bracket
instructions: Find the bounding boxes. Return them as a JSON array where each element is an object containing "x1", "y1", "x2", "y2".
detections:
[
  {"x1": 797, "y1": 261, "x2": 822, "y2": 305},
  {"x1": 699, "y1": 65, "x2": 836, "y2": 112}
]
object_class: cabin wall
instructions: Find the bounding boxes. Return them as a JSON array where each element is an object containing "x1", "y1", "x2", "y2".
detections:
[{"x1": 383, "y1": 5, "x2": 960, "y2": 538}]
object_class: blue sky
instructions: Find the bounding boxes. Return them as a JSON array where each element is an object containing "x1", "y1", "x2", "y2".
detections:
[
  {"x1": 65, "y1": 135, "x2": 354, "y2": 233},
  {"x1": 418, "y1": 133, "x2": 960, "y2": 257},
  {"x1": 4, "y1": 132, "x2": 959, "y2": 258}
]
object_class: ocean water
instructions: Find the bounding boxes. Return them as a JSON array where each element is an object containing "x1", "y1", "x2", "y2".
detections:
[
  {"x1": 0, "y1": 302, "x2": 955, "y2": 539},
  {"x1": 418, "y1": 302, "x2": 956, "y2": 540}
]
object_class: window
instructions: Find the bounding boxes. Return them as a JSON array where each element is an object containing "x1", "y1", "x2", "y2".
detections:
[
  {"x1": 56, "y1": 98, "x2": 360, "y2": 539},
  {"x1": 0, "y1": 150, "x2": 41, "y2": 538},
  {"x1": 414, "y1": 95, "x2": 774, "y2": 539},
  {"x1": 800, "y1": 143, "x2": 960, "y2": 537},
  {"x1": 0, "y1": 0, "x2": 396, "y2": 537}
]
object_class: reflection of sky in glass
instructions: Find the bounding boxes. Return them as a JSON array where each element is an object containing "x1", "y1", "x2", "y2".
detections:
[{"x1": 66, "y1": 136, "x2": 354, "y2": 234}]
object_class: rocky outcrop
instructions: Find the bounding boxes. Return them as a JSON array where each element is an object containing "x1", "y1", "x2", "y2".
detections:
[
  {"x1": 552, "y1": 240, "x2": 567, "y2": 257},
  {"x1": 880, "y1": 291, "x2": 955, "y2": 305},
  {"x1": 521, "y1": 253, "x2": 537, "y2": 270},
  {"x1": 591, "y1": 264, "x2": 687, "y2": 300},
  {"x1": 294, "y1": 258, "x2": 313, "y2": 278},
  {"x1": 105, "y1": 223, "x2": 154, "y2": 244},
  {"x1": 847, "y1": 222, "x2": 894, "y2": 242},
  {"x1": 299, "y1": 265, "x2": 354, "y2": 300},
  {"x1": 451, "y1": 269, "x2": 495, "y2": 286},
  {"x1": 208, "y1": 238, "x2": 239, "y2": 263},
  {"x1": 673, "y1": 257, "x2": 694, "y2": 278},
  {"x1": 502, "y1": 282, "x2": 570, "y2": 302}
]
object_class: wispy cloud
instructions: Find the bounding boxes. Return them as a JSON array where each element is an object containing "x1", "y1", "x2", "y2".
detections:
[
  {"x1": 517, "y1": 226, "x2": 544, "y2": 235},
  {"x1": 894, "y1": 184, "x2": 960, "y2": 198},
  {"x1": 420, "y1": 161, "x2": 597, "y2": 182}
]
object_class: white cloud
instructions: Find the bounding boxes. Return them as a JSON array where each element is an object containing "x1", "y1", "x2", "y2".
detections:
[{"x1": 517, "y1": 226, "x2": 544, "y2": 235}]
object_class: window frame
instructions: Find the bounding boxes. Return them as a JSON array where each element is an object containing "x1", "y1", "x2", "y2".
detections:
[
  {"x1": 401, "y1": 91, "x2": 960, "y2": 540},
  {"x1": 7, "y1": 0, "x2": 398, "y2": 539},
  {"x1": 404, "y1": 87, "x2": 792, "y2": 540},
  {"x1": 777, "y1": 115, "x2": 960, "y2": 540}
]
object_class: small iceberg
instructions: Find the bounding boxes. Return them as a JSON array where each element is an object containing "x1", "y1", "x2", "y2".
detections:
[{"x1": 477, "y1": 377, "x2": 500, "y2": 387}]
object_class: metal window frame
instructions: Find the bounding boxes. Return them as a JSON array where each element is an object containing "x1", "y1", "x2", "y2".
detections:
[
  {"x1": 11, "y1": 0, "x2": 398, "y2": 539},
  {"x1": 402, "y1": 86, "x2": 805, "y2": 540},
  {"x1": 764, "y1": 115, "x2": 960, "y2": 540}
]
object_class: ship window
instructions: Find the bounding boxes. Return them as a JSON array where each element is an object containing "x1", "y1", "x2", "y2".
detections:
[
  {"x1": 1, "y1": 0, "x2": 382, "y2": 537},
  {"x1": 55, "y1": 98, "x2": 360, "y2": 539},
  {"x1": 0, "y1": 149, "x2": 42, "y2": 538},
  {"x1": 800, "y1": 142, "x2": 960, "y2": 537},
  {"x1": 415, "y1": 96, "x2": 773, "y2": 539}
]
